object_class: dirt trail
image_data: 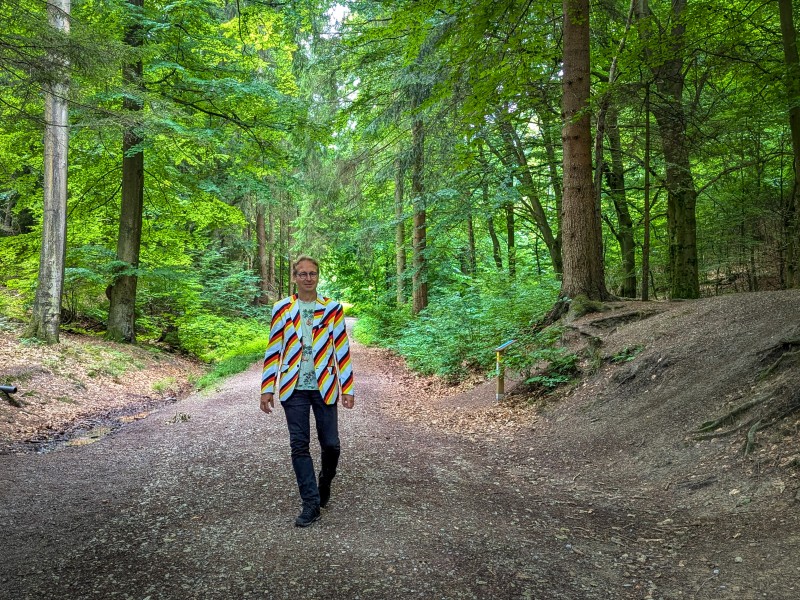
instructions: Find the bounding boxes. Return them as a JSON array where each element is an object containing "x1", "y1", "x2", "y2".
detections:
[{"x1": 0, "y1": 323, "x2": 797, "y2": 599}]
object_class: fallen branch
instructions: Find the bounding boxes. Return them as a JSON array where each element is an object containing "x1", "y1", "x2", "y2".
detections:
[{"x1": 1, "y1": 385, "x2": 24, "y2": 408}]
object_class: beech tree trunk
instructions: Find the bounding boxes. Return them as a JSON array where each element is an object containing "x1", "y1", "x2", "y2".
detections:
[
  {"x1": 278, "y1": 208, "x2": 285, "y2": 297},
  {"x1": 560, "y1": 0, "x2": 610, "y2": 301},
  {"x1": 28, "y1": 0, "x2": 71, "y2": 344},
  {"x1": 497, "y1": 118, "x2": 562, "y2": 273},
  {"x1": 606, "y1": 107, "x2": 637, "y2": 297},
  {"x1": 641, "y1": 84, "x2": 652, "y2": 301},
  {"x1": 487, "y1": 215, "x2": 503, "y2": 270},
  {"x1": 778, "y1": 0, "x2": 800, "y2": 288},
  {"x1": 411, "y1": 117, "x2": 427, "y2": 314},
  {"x1": 394, "y1": 156, "x2": 406, "y2": 305},
  {"x1": 267, "y1": 208, "x2": 275, "y2": 296},
  {"x1": 466, "y1": 211, "x2": 476, "y2": 275},
  {"x1": 107, "y1": 0, "x2": 144, "y2": 342},
  {"x1": 256, "y1": 202, "x2": 270, "y2": 304},
  {"x1": 505, "y1": 202, "x2": 516, "y2": 277},
  {"x1": 638, "y1": 0, "x2": 699, "y2": 299},
  {"x1": 541, "y1": 119, "x2": 564, "y2": 272}
]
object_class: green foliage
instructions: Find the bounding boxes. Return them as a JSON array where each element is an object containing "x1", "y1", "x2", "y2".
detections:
[
  {"x1": 0, "y1": 286, "x2": 27, "y2": 322},
  {"x1": 498, "y1": 324, "x2": 580, "y2": 390},
  {"x1": 525, "y1": 351, "x2": 579, "y2": 389},
  {"x1": 195, "y1": 336, "x2": 267, "y2": 389},
  {"x1": 611, "y1": 345, "x2": 644, "y2": 363},
  {"x1": 3, "y1": 0, "x2": 800, "y2": 392},
  {"x1": 371, "y1": 271, "x2": 561, "y2": 382},
  {"x1": 352, "y1": 303, "x2": 412, "y2": 347},
  {"x1": 194, "y1": 248, "x2": 265, "y2": 319},
  {"x1": 175, "y1": 312, "x2": 268, "y2": 363}
]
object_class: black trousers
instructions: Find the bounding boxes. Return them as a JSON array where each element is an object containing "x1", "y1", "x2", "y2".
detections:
[{"x1": 282, "y1": 389, "x2": 340, "y2": 507}]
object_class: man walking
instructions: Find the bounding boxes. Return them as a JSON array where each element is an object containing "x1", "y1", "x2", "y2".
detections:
[{"x1": 260, "y1": 256, "x2": 355, "y2": 527}]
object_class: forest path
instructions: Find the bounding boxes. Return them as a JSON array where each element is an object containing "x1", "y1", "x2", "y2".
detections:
[{"x1": 0, "y1": 327, "x2": 790, "y2": 600}]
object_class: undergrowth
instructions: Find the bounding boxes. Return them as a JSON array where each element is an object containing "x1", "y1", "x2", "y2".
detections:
[
  {"x1": 353, "y1": 272, "x2": 561, "y2": 383},
  {"x1": 195, "y1": 338, "x2": 267, "y2": 390}
]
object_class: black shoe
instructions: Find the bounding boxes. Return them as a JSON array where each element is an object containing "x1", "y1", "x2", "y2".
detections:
[
  {"x1": 319, "y1": 479, "x2": 331, "y2": 509},
  {"x1": 295, "y1": 505, "x2": 321, "y2": 527}
]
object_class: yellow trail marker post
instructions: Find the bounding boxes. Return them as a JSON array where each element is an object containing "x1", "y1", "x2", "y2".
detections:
[{"x1": 495, "y1": 340, "x2": 516, "y2": 402}]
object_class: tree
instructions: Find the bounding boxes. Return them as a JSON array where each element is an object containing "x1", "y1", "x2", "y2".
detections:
[
  {"x1": 605, "y1": 105, "x2": 637, "y2": 297},
  {"x1": 559, "y1": 0, "x2": 610, "y2": 301},
  {"x1": 494, "y1": 115, "x2": 562, "y2": 274},
  {"x1": 778, "y1": 0, "x2": 800, "y2": 288},
  {"x1": 637, "y1": 0, "x2": 699, "y2": 299},
  {"x1": 28, "y1": 0, "x2": 71, "y2": 343},
  {"x1": 394, "y1": 155, "x2": 407, "y2": 305},
  {"x1": 107, "y1": 0, "x2": 144, "y2": 342},
  {"x1": 410, "y1": 107, "x2": 428, "y2": 314}
]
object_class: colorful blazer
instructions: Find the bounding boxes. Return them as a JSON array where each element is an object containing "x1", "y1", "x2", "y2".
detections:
[{"x1": 261, "y1": 295, "x2": 354, "y2": 405}]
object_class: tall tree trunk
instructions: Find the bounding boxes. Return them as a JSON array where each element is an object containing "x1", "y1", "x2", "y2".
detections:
[
  {"x1": 107, "y1": 0, "x2": 144, "y2": 342},
  {"x1": 541, "y1": 118, "x2": 564, "y2": 271},
  {"x1": 466, "y1": 211, "x2": 476, "y2": 275},
  {"x1": 278, "y1": 208, "x2": 285, "y2": 297},
  {"x1": 267, "y1": 206, "x2": 275, "y2": 297},
  {"x1": 487, "y1": 215, "x2": 503, "y2": 270},
  {"x1": 256, "y1": 202, "x2": 269, "y2": 304},
  {"x1": 606, "y1": 107, "x2": 637, "y2": 297},
  {"x1": 478, "y1": 144, "x2": 504, "y2": 271},
  {"x1": 483, "y1": 172, "x2": 504, "y2": 270},
  {"x1": 28, "y1": 0, "x2": 71, "y2": 344},
  {"x1": 2, "y1": 190, "x2": 16, "y2": 233},
  {"x1": 411, "y1": 117, "x2": 427, "y2": 314},
  {"x1": 560, "y1": 0, "x2": 610, "y2": 301},
  {"x1": 778, "y1": 0, "x2": 800, "y2": 288},
  {"x1": 505, "y1": 202, "x2": 516, "y2": 277},
  {"x1": 638, "y1": 0, "x2": 699, "y2": 299},
  {"x1": 394, "y1": 156, "x2": 406, "y2": 305},
  {"x1": 497, "y1": 118, "x2": 562, "y2": 272},
  {"x1": 641, "y1": 83, "x2": 652, "y2": 301}
]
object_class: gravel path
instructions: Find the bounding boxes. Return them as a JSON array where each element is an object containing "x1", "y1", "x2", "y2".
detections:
[{"x1": 1, "y1": 317, "x2": 797, "y2": 600}]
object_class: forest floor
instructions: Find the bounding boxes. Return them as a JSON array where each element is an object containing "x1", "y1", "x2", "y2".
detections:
[{"x1": 1, "y1": 289, "x2": 799, "y2": 599}]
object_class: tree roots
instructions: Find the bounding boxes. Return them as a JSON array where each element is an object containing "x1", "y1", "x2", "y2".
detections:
[{"x1": 692, "y1": 337, "x2": 800, "y2": 455}]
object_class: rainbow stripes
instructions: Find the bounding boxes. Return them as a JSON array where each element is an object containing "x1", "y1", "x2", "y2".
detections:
[{"x1": 261, "y1": 295, "x2": 354, "y2": 405}]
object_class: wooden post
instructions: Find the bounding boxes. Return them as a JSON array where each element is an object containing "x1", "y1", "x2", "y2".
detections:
[{"x1": 495, "y1": 340, "x2": 516, "y2": 401}]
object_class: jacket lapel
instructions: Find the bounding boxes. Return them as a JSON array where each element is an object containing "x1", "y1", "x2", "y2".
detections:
[{"x1": 288, "y1": 295, "x2": 301, "y2": 343}]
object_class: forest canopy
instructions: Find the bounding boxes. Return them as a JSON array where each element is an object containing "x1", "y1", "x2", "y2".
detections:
[{"x1": 1, "y1": 0, "x2": 798, "y2": 381}]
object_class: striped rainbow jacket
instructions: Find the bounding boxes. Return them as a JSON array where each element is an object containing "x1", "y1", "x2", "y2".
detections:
[{"x1": 261, "y1": 294, "x2": 354, "y2": 405}]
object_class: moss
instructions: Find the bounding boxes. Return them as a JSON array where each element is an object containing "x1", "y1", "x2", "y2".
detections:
[{"x1": 568, "y1": 294, "x2": 606, "y2": 319}]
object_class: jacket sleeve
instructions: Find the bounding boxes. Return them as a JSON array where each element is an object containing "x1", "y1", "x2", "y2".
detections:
[
  {"x1": 332, "y1": 303, "x2": 354, "y2": 396},
  {"x1": 261, "y1": 302, "x2": 284, "y2": 394}
]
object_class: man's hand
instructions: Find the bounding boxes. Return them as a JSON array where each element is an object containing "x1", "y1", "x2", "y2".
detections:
[
  {"x1": 341, "y1": 394, "x2": 355, "y2": 409},
  {"x1": 260, "y1": 393, "x2": 275, "y2": 414}
]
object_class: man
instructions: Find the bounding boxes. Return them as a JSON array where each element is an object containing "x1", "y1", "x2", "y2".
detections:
[{"x1": 260, "y1": 256, "x2": 355, "y2": 527}]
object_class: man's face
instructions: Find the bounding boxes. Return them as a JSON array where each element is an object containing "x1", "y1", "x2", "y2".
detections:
[{"x1": 293, "y1": 260, "x2": 319, "y2": 295}]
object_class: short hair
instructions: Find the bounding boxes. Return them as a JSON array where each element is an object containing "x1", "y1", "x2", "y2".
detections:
[{"x1": 292, "y1": 255, "x2": 320, "y2": 275}]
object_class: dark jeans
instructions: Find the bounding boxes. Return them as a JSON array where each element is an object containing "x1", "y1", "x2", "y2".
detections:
[{"x1": 282, "y1": 389, "x2": 340, "y2": 508}]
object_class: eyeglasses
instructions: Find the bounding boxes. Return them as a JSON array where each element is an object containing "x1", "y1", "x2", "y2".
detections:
[{"x1": 295, "y1": 271, "x2": 318, "y2": 280}]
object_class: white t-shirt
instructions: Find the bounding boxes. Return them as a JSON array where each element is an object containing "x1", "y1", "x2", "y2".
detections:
[{"x1": 297, "y1": 299, "x2": 318, "y2": 390}]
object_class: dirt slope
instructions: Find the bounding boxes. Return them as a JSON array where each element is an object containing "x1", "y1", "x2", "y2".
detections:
[{"x1": 0, "y1": 328, "x2": 203, "y2": 452}]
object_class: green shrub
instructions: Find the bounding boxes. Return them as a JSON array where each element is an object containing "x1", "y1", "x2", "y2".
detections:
[
  {"x1": 524, "y1": 350, "x2": 579, "y2": 388},
  {"x1": 353, "y1": 303, "x2": 411, "y2": 347},
  {"x1": 0, "y1": 285, "x2": 26, "y2": 322},
  {"x1": 176, "y1": 313, "x2": 269, "y2": 363},
  {"x1": 362, "y1": 271, "x2": 560, "y2": 383},
  {"x1": 196, "y1": 351, "x2": 262, "y2": 390}
]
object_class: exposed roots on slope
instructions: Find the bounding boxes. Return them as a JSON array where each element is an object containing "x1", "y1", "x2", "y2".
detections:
[{"x1": 692, "y1": 337, "x2": 800, "y2": 455}]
